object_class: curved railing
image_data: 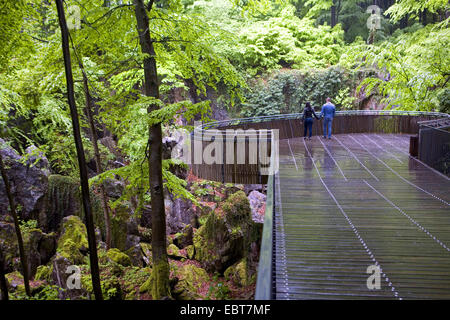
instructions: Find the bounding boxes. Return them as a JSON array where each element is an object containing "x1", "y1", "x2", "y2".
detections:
[
  {"x1": 190, "y1": 110, "x2": 449, "y2": 184},
  {"x1": 194, "y1": 110, "x2": 449, "y2": 136}
]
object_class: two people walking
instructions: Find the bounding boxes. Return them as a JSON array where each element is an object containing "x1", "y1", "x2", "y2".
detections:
[{"x1": 302, "y1": 97, "x2": 336, "y2": 139}]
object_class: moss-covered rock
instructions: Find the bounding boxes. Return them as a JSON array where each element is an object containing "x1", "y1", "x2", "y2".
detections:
[
  {"x1": 45, "y1": 175, "x2": 81, "y2": 231},
  {"x1": 56, "y1": 215, "x2": 89, "y2": 264},
  {"x1": 5, "y1": 271, "x2": 24, "y2": 291},
  {"x1": 224, "y1": 259, "x2": 255, "y2": 287},
  {"x1": 45, "y1": 174, "x2": 105, "y2": 236},
  {"x1": 173, "y1": 224, "x2": 193, "y2": 248},
  {"x1": 122, "y1": 266, "x2": 151, "y2": 299},
  {"x1": 139, "y1": 276, "x2": 153, "y2": 294},
  {"x1": 0, "y1": 221, "x2": 19, "y2": 273},
  {"x1": 101, "y1": 277, "x2": 123, "y2": 300},
  {"x1": 34, "y1": 265, "x2": 52, "y2": 282},
  {"x1": 193, "y1": 191, "x2": 260, "y2": 273},
  {"x1": 110, "y1": 204, "x2": 130, "y2": 252},
  {"x1": 138, "y1": 226, "x2": 152, "y2": 243},
  {"x1": 185, "y1": 245, "x2": 195, "y2": 260},
  {"x1": 81, "y1": 269, "x2": 122, "y2": 300},
  {"x1": 172, "y1": 264, "x2": 209, "y2": 300},
  {"x1": 1, "y1": 219, "x2": 57, "y2": 277},
  {"x1": 167, "y1": 244, "x2": 186, "y2": 260},
  {"x1": 107, "y1": 248, "x2": 132, "y2": 267}
]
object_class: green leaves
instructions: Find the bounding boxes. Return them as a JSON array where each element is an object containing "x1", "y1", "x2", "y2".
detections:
[
  {"x1": 347, "y1": 23, "x2": 450, "y2": 111},
  {"x1": 238, "y1": 9, "x2": 345, "y2": 73},
  {"x1": 385, "y1": 0, "x2": 449, "y2": 23},
  {"x1": 240, "y1": 67, "x2": 353, "y2": 117}
]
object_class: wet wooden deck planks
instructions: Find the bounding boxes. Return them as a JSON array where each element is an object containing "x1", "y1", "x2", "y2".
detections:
[{"x1": 274, "y1": 133, "x2": 450, "y2": 300}]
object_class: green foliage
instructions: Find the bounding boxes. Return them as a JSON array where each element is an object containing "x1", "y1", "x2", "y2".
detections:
[
  {"x1": 206, "y1": 273, "x2": 231, "y2": 300},
  {"x1": 238, "y1": 6, "x2": 345, "y2": 74},
  {"x1": 19, "y1": 219, "x2": 39, "y2": 234},
  {"x1": 385, "y1": 0, "x2": 449, "y2": 23},
  {"x1": 334, "y1": 87, "x2": 356, "y2": 109},
  {"x1": 342, "y1": 23, "x2": 450, "y2": 111},
  {"x1": 240, "y1": 67, "x2": 355, "y2": 117},
  {"x1": 9, "y1": 285, "x2": 61, "y2": 301}
]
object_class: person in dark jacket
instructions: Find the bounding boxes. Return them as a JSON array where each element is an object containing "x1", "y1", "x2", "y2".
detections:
[{"x1": 302, "y1": 102, "x2": 320, "y2": 140}]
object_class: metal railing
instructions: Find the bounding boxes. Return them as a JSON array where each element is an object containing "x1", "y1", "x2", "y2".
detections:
[
  {"x1": 190, "y1": 110, "x2": 449, "y2": 183},
  {"x1": 418, "y1": 119, "x2": 450, "y2": 176},
  {"x1": 194, "y1": 110, "x2": 449, "y2": 137},
  {"x1": 255, "y1": 173, "x2": 275, "y2": 300}
]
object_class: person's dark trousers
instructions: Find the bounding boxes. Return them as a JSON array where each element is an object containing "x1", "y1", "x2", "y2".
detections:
[
  {"x1": 323, "y1": 117, "x2": 333, "y2": 138},
  {"x1": 304, "y1": 117, "x2": 313, "y2": 138}
]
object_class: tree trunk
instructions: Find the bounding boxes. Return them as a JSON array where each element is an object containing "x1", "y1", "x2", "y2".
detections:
[
  {"x1": 0, "y1": 246, "x2": 10, "y2": 300},
  {"x1": 78, "y1": 60, "x2": 112, "y2": 250},
  {"x1": 55, "y1": 0, "x2": 103, "y2": 300},
  {"x1": 400, "y1": 14, "x2": 408, "y2": 28},
  {"x1": 331, "y1": 5, "x2": 336, "y2": 27},
  {"x1": 133, "y1": 0, "x2": 170, "y2": 299},
  {"x1": 422, "y1": 9, "x2": 427, "y2": 25},
  {"x1": 0, "y1": 152, "x2": 30, "y2": 297}
]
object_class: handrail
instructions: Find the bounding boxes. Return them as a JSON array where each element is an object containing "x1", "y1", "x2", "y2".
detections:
[
  {"x1": 418, "y1": 117, "x2": 450, "y2": 130},
  {"x1": 255, "y1": 172, "x2": 275, "y2": 300},
  {"x1": 194, "y1": 110, "x2": 450, "y2": 138}
]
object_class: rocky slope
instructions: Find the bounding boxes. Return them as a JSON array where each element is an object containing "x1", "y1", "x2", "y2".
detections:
[{"x1": 0, "y1": 140, "x2": 266, "y2": 300}]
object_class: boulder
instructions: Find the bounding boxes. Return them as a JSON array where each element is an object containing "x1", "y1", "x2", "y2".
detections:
[
  {"x1": 138, "y1": 226, "x2": 152, "y2": 243},
  {"x1": 23, "y1": 229, "x2": 45, "y2": 278},
  {"x1": 25, "y1": 145, "x2": 50, "y2": 176},
  {"x1": 0, "y1": 221, "x2": 17, "y2": 273},
  {"x1": 172, "y1": 264, "x2": 209, "y2": 300},
  {"x1": 165, "y1": 195, "x2": 195, "y2": 234},
  {"x1": 107, "y1": 248, "x2": 132, "y2": 267},
  {"x1": 138, "y1": 205, "x2": 152, "y2": 228},
  {"x1": 0, "y1": 221, "x2": 56, "y2": 277},
  {"x1": 56, "y1": 216, "x2": 88, "y2": 265},
  {"x1": 173, "y1": 224, "x2": 193, "y2": 249},
  {"x1": 244, "y1": 184, "x2": 264, "y2": 195},
  {"x1": 248, "y1": 190, "x2": 266, "y2": 224},
  {"x1": 103, "y1": 178, "x2": 125, "y2": 200},
  {"x1": 167, "y1": 243, "x2": 186, "y2": 260},
  {"x1": 35, "y1": 265, "x2": 52, "y2": 282},
  {"x1": 5, "y1": 271, "x2": 24, "y2": 292},
  {"x1": 44, "y1": 174, "x2": 106, "y2": 235},
  {"x1": 51, "y1": 253, "x2": 88, "y2": 300},
  {"x1": 185, "y1": 245, "x2": 195, "y2": 260},
  {"x1": 224, "y1": 259, "x2": 255, "y2": 287},
  {"x1": 193, "y1": 191, "x2": 261, "y2": 273},
  {"x1": 110, "y1": 205, "x2": 131, "y2": 251},
  {"x1": 44, "y1": 175, "x2": 81, "y2": 231},
  {"x1": 0, "y1": 139, "x2": 48, "y2": 222},
  {"x1": 125, "y1": 235, "x2": 143, "y2": 267}
]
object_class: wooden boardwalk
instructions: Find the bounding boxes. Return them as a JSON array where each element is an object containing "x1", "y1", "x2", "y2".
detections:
[{"x1": 274, "y1": 133, "x2": 450, "y2": 300}]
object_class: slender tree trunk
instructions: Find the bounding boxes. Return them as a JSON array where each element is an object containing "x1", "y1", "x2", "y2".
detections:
[
  {"x1": 422, "y1": 9, "x2": 427, "y2": 25},
  {"x1": 0, "y1": 247, "x2": 9, "y2": 300},
  {"x1": 0, "y1": 152, "x2": 30, "y2": 297},
  {"x1": 78, "y1": 60, "x2": 112, "y2": 250},
  {"x1": 133, "y1": 0, "x2": 170, "y2": 299},
  {"x1": 55, "y1": 0, "x2": 103, "y2": 300},
  {"x1": 331, "y1": 5, "x2": 336, "y2": 27},
  {"x1": 400, "y1": 14, "x2": 408, "y2": 28},
  {"x1": 336, "y1": 0, "x2": 342, "y2": 24}
]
